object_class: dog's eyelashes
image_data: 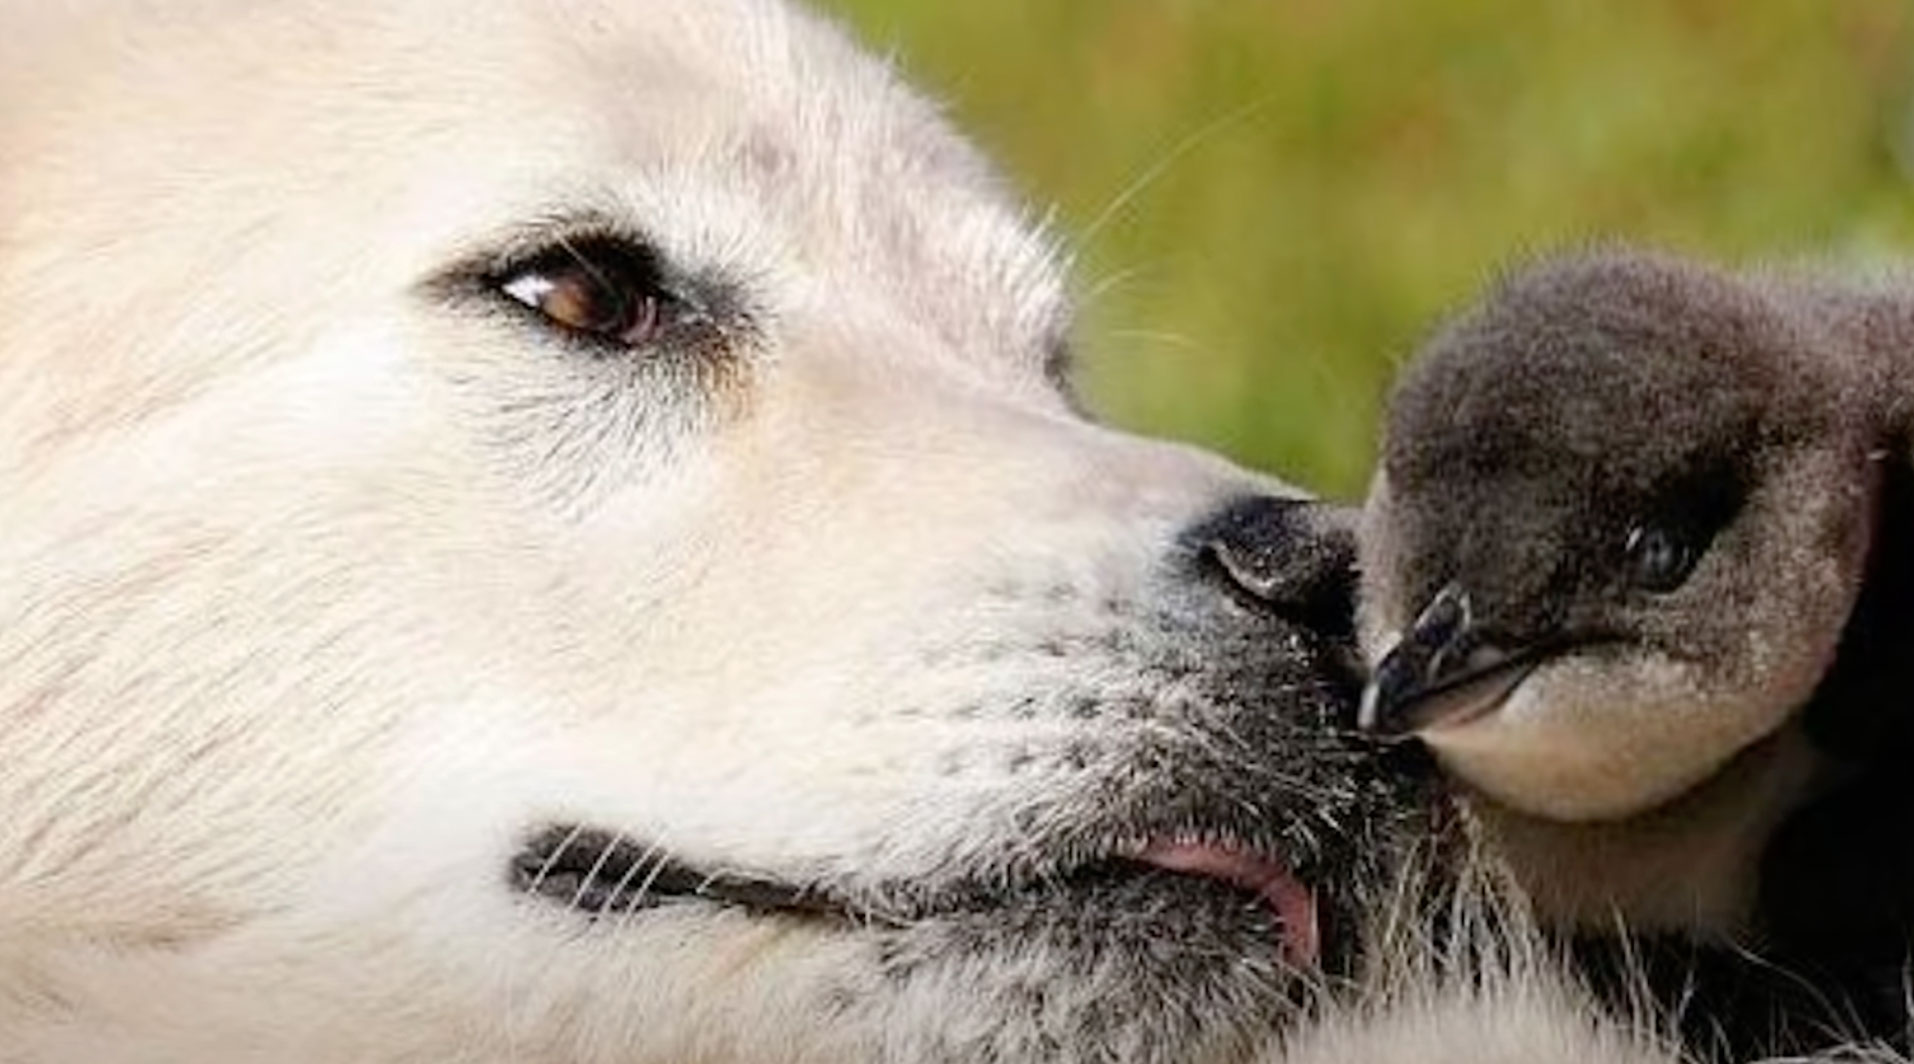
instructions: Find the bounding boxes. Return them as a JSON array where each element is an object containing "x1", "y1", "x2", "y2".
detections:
[{"x1": 494, "y1": 237, "x2": 676, "y2": 348}]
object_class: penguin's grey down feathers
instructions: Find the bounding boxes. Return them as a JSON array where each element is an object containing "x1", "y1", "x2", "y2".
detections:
[
  {"x1": 1358, "y1": 247, "x2": 1914, "y2": 1058},
  {"x1": 1362, "y1": 248, "x2": 1911, "y2": 823}
]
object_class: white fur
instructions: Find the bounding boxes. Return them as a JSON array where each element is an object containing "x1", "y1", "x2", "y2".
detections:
[{"x1": 0, "y1": 1, "x2": 1829, "y2": 1061}]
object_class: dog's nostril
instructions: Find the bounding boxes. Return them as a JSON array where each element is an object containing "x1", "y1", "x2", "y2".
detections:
[{"x1": 1188, "y1": 496, "x2": 1358, "y2": 639}]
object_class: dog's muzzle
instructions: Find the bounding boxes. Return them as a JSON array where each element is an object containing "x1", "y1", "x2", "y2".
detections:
[{"x1": 1185, "y1": 494, "x2": 1359, "y2": 641}]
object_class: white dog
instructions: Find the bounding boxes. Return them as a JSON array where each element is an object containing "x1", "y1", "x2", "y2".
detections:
[{"x1": 0, "y1": 1, "x2": 1734, "y2": 1061}]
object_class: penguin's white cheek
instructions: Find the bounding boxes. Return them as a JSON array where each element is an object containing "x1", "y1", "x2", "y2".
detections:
[{"x1": 1420, "y1": 656, "x2": 1757, "y2": 822}]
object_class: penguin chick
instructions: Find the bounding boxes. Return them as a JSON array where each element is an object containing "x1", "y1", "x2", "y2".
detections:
[{"x1": 1356, "y1": 249, "x2": 1898, "y2": 822}]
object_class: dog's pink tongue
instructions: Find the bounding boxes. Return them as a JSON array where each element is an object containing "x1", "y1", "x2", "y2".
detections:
[{"x1": 1137, "y1": 841, "x2": 1319, "y2": 968}]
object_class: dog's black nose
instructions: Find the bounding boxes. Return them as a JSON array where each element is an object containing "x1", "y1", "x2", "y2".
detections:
[{"x1": 1186, "y1": 496, "x2": 1358, "y2": 639}]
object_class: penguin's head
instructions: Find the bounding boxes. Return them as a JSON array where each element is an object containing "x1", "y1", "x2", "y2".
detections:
[{"x1": 1359, "y1": 251, "x2": 1881, "y2": 821}]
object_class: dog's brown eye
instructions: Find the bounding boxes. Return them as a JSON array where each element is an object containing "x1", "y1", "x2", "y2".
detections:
[{"x1": 497, "y1": 239, "x2": 670, "y2": 347}]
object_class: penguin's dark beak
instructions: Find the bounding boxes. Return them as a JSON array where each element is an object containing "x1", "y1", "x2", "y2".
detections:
[{"x1": 1357, "y1": 582, "x2": 1539, "y2": 737}]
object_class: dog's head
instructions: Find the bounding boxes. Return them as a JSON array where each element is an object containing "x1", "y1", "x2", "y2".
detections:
[{"x1": 0, "y1": 1, "x2": 1435, "y2": 1060}]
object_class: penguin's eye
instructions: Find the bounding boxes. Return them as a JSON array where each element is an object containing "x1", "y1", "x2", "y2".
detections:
[{"x1": 1624, "y1": 524, "x2": 1698, "y2": 593}]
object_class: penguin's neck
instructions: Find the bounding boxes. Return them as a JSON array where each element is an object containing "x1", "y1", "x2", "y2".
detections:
[{"x1": 1464, "y1": 722, "x2": 1828, "y2": 936}]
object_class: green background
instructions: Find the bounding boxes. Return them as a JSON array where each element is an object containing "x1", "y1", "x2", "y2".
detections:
[{"x1": 820, "y1": 0, "x2": 1914, "y2": 500}]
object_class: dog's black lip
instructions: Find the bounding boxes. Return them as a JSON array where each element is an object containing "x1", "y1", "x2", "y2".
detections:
[
  {"x1": 509, "y1": 826, "x2": 884, "y2": 925},
  {"x1": 510, "y1": 824, "x2": 1325, "y2": 936}
]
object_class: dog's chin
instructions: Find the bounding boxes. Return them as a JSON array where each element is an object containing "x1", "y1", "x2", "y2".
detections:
[{"x1": 854, "y1": 866, "x2": 1326, "y2": 1064}]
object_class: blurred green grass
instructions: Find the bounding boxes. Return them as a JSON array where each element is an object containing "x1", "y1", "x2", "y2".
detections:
[{"x1": 819, "y1": 0, "x2": 1914, "y2": 499}]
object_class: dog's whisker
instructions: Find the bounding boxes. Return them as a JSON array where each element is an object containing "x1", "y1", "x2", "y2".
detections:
[
  {"x1": 611, "y1": 845, "x2": 677, "y2": 932},
  {"x1": 599, "y1": 836, "x2": 663, "y2": 921},
  {"x1": 526, "y1": 823, "x2": 589, "y2": 901},
  {"x1": 566, "y1": 828, "x2": 627, "y2": 913},
  {"x1": 1076, "y1": 97, "x2": 1272, "y2": 252},
  {"x1": 613, "y1": 838, "x2": 684, "y2": 939}
]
